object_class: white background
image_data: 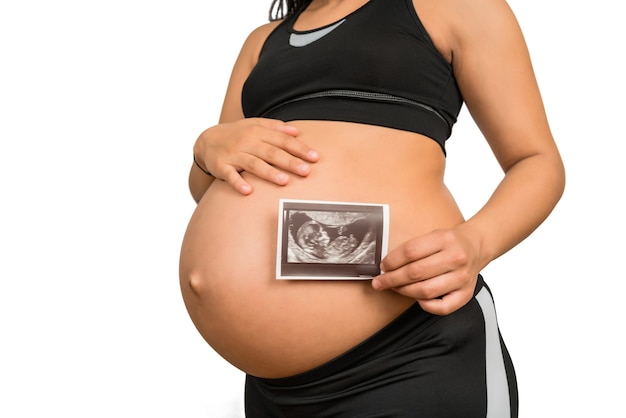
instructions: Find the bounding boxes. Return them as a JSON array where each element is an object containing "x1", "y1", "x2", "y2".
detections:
[{"x1": 1, "y1": 1, "x2": 624, "y2": 417}]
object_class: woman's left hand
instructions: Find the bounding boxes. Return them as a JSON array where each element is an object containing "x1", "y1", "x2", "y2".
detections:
[{"x1": 371, "y1": 228, "x2": 482, "y2": 316}]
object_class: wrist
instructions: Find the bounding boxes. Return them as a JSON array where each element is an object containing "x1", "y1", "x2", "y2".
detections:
[
  {"x1": 454, "y1": 221, "x2": 493, "y2": 272},
  {"x1": 193, "y1": 154, "x2": 213, "y2": 177}
]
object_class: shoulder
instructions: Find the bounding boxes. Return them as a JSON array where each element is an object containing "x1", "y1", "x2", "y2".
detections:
[
  {"x1": 446, "y1": 0, "x2": 523, "y2": 49},
  {"x1": 238, "y1": 20, "x2": 284, "y2": 68},
  {"x1": 412, "y1": 0, "x2": 523, "y2": 63},
  {"x1": 247, "y1": 19, "x2": 284, "y2": 44}
]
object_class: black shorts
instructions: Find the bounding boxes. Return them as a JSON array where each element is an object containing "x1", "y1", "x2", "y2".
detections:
[{"x1": 245, "y1": 275, "x2": 518, "y2": 417}]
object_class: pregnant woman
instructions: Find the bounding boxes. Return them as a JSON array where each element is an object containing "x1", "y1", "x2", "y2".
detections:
[{"x1": 179, "y1": 0, "x2": 565, "y2": 416}]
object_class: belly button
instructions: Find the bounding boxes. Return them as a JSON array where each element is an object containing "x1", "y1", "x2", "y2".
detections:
[{"x1": 187, "y1": 273, "x2": 206, "y2": 296}]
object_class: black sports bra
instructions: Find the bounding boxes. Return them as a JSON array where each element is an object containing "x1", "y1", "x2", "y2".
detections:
[{"x1": 242, "y1": 0, "x2": 464, "y2": 153}]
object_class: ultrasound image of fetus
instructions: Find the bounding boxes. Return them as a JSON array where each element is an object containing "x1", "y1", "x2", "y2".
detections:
[
  {"x1": 296, "y1": 221, "x2": 332, "y2": 258},
  {"x1": 287, "y1": 211, "x2": 377, "y2": 264}
]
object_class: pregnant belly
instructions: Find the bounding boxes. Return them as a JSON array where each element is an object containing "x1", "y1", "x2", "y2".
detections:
[{"x1": 179, "y1": 123, "x2": 464, "y2": 378}]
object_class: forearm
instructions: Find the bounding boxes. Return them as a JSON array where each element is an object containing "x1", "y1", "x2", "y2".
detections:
[{"x1": 458, "y1": 152, "x2": 565, "y2": 269}]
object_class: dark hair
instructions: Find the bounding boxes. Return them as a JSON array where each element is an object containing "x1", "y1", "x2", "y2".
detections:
[{"x1": 268, "y1": 0, "x2": 309, "y2": 21}]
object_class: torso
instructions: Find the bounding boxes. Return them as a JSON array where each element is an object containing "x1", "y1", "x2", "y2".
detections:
[
  {"x1": 179, "y1": 0, "x2": 466, "y2": 379},
  {"x1": 179, "y1": 122, "x2": 465, "y2": 378}
]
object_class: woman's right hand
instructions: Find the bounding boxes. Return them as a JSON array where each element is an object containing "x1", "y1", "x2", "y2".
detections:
[{"x1": 193, "y1": 118, "x2": 319, "y2": 195}]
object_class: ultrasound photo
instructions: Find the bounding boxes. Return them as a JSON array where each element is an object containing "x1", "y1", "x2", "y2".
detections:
[{"x1": 276, "y1": 199, "x2": 389, "y2": 279}]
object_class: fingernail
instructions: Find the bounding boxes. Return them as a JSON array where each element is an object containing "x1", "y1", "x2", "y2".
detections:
[
  {"x1": 298, "y1": 163, "x2": 310, "y2": 174},
  {"x1": 276, "y1": 173, "x2": 289, "y2": 184},
  {"x1": 240, "y1": 184, "x2": 252, "y2": 194},
  {"x1": 372, "y1": 279, "x2": 381, "y2": 290},
  {"x1": 308, "y1": 150, "x2": 319, "y2": 160}
]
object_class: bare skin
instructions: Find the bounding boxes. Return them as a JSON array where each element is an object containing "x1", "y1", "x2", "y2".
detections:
[{"x1": 180, "y1": 0, "x2": 565, "y2": 378}]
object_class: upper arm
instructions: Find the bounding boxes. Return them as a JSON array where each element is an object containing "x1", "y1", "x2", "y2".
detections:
[
  {"x1": 188, "y1": 21, "x2": 282, "y2": 203},
  {"x1": 218, "y1": 21, "x2": 282, "y2": 123},
  {"x1": 444, "y1": 0, "x2": 558, "y2": 172}
]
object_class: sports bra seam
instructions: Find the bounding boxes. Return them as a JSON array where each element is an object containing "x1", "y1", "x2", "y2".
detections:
[
  {"x1": 260, "y1": 90, "x2": 449, "y2": 125},
  {"x1": 435, "y1": 73, "x2": 455, "y2": 118},
  {"x1": 404, "y1": 0, "x2": 453, "y2": 70}
]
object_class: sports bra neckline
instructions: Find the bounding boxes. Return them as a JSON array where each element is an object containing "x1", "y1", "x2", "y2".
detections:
[{"x1": 290, "y1": 0, "x2": 376, "y2": 34}]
